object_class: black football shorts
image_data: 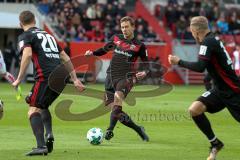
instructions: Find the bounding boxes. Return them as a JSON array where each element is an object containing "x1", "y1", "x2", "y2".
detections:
[
  {"x1": 197, "y1": 88, "x2": 240, "y2": 122},
  {"x1": 104, "y1": 75, "x2": 133, "y2": 106},
  {"x1": 26, "y1": 81, "x2": 63, "y2": 109}
]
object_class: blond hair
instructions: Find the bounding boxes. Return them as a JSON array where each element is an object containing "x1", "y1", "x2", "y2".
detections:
[{"x1": 190, "y1": 16, "x2": 209, "y2": 31}]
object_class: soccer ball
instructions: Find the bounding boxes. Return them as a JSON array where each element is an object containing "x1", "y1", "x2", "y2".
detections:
[
  {"x1": 86, "y1": 128, "x2": 104, "y2": 145},
  {"x1": 0, "y1": 100, "x2": 3, "y2": 119}
]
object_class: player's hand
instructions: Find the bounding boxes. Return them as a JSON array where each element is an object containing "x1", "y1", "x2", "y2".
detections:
[
  {"x1": 168, "y1": 55, "x2": 180, "y2": 65},
  {"x1": 84, "y1": 50, "x2": 93, "y2": 56},
  {"x1": 136, "y1": 71, "x2": 147, "y2": 80},
  {"x1": 12, "y1": 79, "x2": 21, "y2": 88},
  {"x1": 73, "y1": 79, "x2": 85, "y2": 92}
]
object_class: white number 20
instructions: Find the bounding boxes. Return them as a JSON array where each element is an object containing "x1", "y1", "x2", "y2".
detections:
[{"x1": 37, "y1": 33, "x2": 59, "y2": 52}]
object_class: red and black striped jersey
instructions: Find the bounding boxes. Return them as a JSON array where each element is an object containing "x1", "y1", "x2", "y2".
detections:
[
  {"x1": 93, "y1": 34, "x2": 148, "y2": 79},
  {"x1": 18, "y1": 27, "x2": 62, "y2": 81}
]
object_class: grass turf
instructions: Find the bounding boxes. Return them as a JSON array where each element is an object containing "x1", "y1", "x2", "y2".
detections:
[{"x1": 0, "y1": 82, "x2": 239, "y2": 160}]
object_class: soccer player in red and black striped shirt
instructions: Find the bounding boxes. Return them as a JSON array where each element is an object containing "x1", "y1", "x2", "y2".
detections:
[
  {"x1": 169, "y1": 16, "x2": 240, "y2": 160},
  {"x1": 85, "y1": 16, "x2": 149, "y2": 141},
  {"x1": 12, "y1": 10, "x2": 84, "y2": 156}
]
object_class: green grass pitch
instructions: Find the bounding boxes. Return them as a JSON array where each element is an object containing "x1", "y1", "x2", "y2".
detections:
[{"x1": 0, "y1": 82, "x2": 239, "y2": 160}]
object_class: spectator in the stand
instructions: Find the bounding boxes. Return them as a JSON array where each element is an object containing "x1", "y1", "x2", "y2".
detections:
[
  {"x1": 63, "y1": 25, "x2": 77, "y2": 42},
  {"x1": 176, "y1": 15, "x2": 188, "y2": 38},
  {"x1": 182, "y1": 26, "x2": 194, "y2": 43},
  {"x1": 91, "y1": 25, "x2": 104, "y2": 42},
  {"x1": 146, "y1": 26, "x2": 157, "y2": 42},
  {"x1": 56, "y1": 22, "x2": 66, "y2": 38},
  {"x1": 168, "y1": 0, "x2": 178, "y2": 6},
  {"x1": 136, "y1": 24, "x2": 147, "y2": 38},
  {"x1": 82, "y1": 13, "x2": 92, "y2": 31},
  {"x1": 104, "y1": 14, "x2": 116, "y2": 40},
  {"x1": 228, "y1": 12, "x2": 240, "y2": 35},
  {"x1": 135, "y1": 16, "x2": 147, "y2": 27},
  {"x1": 175, "y1": 5, "x2": 184, "y2": 20},
  {"x1": 189, "y1": 7, "x2": 199, "y2": 17},
  {"x1": 75, "y1": 32, "x2": 88, "y2": 42},
  {"x1": 232, "y1": 45, "x2": 240, "y2": 77},
  {"x1": 71, "y1": 12, "x2": 81, "y2": 29},
  {"x1": 199, "y1": 7, "x2": 206, "y2": 17},
  {"x1": 86, "y1": 4, "x2": 97, "y2": 19},
  {"x1": 201, "y1": 0, "x2": 211, "y2": 14},
  {"x1": 113, "y1": 25, "x2": 121, "y2": 35},
  {"x1": 105, "y1": 14, "x2": 116, "y2": 29},
  {"x1": 63, "y1": 2, "x2": 74, "y2": 21},
  {"x1": 3, "y1": 41, "x2": 16, "y2": 72},
  {"x1": 137, "y1": 34, "x2": 144, "y2": 42},
  {"x1": 183, "y1": 0, "x2": 194, "y2": 9},
  {"x1": 216, "y1": 13, "x2": 229, "y2": 34},
  {"x1": 116, "y1": 3, "x2": 126, "y2": 17},
  {"x1": 212, "y1": 5, "x2": 220, "y2": 21},
  {"x1": 165, "y1": 5, "x2": 177, "y2": 30},
  {"x1": 87, "y1": 0, "x2": 97, "y2": 5},
  {"x1": 58, "y1": 11, "x2": 66, "y2": 24},
  {"x1": 103, "y1": 4, "x2": 116, "y2": 17},
  {"x1": 72, "y1": 0, "x2": 82, "y2": 15},
  {"x1": 95, "y1": 4, "x2": 103, "y2": 20}
]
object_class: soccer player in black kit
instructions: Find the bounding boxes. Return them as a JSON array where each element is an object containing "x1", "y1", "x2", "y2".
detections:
[
  {"x1": 12, "y1": 11, "x2": 85, "y2": 156},
  {"x1": 169, "y1": 16, "x2": 240, "y2": 160},
  {"x1": 85, "y1": 16, "x2": 149, "y2": 141}
]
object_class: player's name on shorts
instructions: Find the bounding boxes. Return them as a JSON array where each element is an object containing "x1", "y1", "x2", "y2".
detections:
[
  {"x1": 45, "y1": 53, "x2": 60, "y2": 59},
  {"x1": 114, "y1": 49, "x2": 132, "y2": 57}
]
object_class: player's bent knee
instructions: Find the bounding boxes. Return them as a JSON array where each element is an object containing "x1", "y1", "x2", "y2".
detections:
[
  {"x1": 188, "y1": 101, "x2": 206, "y2": 117},
  {"x1": 28, "y1": 107, "x2": 41, "y2": 118},
  {"x1": 114, "y1": 91, "x2": 124, "y2": 105}
]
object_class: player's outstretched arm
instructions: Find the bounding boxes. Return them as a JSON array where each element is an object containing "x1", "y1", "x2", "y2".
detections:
[
  {"x1": 168, "y1": 55, "x2": 207, "y2": 72},
  {"x1": 12, "y1": 47, "x2": 32, "y2": 87},
  {"x1": 84, "y1": 42, "x2": 115, "y2": 57},
  {"x1": 60, "y1": 50, "x2": 85, "y2": 92}
]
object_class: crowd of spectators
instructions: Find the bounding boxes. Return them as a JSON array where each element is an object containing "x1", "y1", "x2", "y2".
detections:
[
  {"x1": 37, "y1": 0, "x2": 162, "y2": 43},
  {"x1": 154, "y1": 0, "x2": 240, "y2": 43}
]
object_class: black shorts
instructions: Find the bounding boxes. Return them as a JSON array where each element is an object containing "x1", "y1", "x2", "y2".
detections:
[
  {"x1": 197, "y1": 89, "x2": 240, "y2": 122},
  {"x1": 26, "y1": 81, "x2": 62, "y2": 109},
  {"x1": 104, "y1": 75, "x2": 133, "y2": 106}
]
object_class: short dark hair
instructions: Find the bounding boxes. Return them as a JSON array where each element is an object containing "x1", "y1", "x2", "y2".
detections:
[
  {"x1": 120, "y1": 16, "x2": 135, "y2": 26},
  {"x1": 19, "y1": 10, "x2": 35, "y2": 25}
]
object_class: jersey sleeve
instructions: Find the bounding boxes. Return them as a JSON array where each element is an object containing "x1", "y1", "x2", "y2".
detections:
[
  {"x1": 17, "y1": 33, "x2": 33, "y2": 54},
  {"x1": 139, "y1": 44, "x2": 148, "y2": 62},
  {"x1": 138, "y1": 44, "x2": 150, "y2": 74},
  {"x1": 57, "y1": 43, "x2": 63, "y2": 53},
  {"x1": 93, "y1": 35, "x2": 115, "y2": 56},
  {"x1": 198, "y1": 39, "x2": 212, "y2": 61}
]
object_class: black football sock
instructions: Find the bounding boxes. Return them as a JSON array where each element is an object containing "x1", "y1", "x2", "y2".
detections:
[
  {"x1": 118, "y1": 110, "x2": 141, "y2": 133},
  {"x1": 107, "y1": 105, "x2": 122, "y2": 131},
  {"x1": 30, "y1": 112, "x2": 45, "y2": 148},
  {"x1": 192, "y1": 114, "x2": 215, "y2": 141},
  {"x1": 41, "y1": 109, "x2": 53, "y2": 137}
]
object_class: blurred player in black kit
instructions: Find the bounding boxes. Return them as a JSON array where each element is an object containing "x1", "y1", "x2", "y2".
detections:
[{"x1": 169, "y1": 16, "x2": 240, "y2": 160}]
